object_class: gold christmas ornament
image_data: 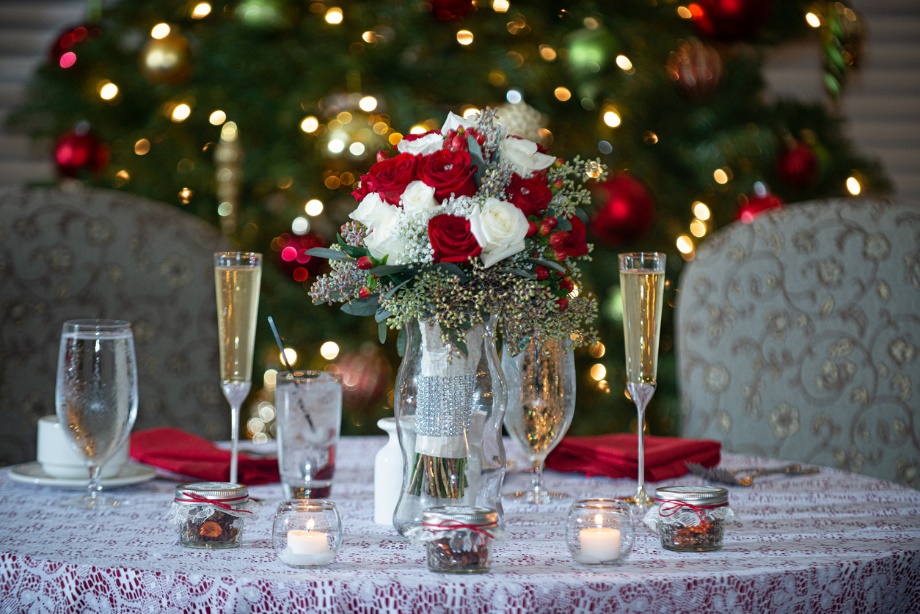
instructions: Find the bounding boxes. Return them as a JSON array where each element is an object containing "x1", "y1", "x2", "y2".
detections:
[{"x1": 140, "y1": 32, "x2": 191, "y2": 83}]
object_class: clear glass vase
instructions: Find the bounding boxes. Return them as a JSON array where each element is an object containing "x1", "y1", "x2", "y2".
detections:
[{"x1": 392, "y1": 317, "x2": 507, "y2": 536}]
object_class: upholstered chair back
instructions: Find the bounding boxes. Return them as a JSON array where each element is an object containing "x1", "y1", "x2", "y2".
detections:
[
  {"x1": 677, "y1": 199, "x2": 920, "y2": 488},
  {"x1": 0, "y1": 186, "x2": 232, "y2": 466}
]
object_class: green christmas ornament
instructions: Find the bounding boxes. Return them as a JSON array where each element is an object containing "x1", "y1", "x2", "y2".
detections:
[
  {"x1": 565, "y1": 27, "x2": 617, "y2": 78},
  {"x1": 236, "y1": 0, "x2": 290, "y2": 29}
]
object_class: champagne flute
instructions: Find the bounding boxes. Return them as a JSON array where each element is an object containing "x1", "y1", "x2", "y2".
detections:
[
  {"x1": 619, "y1": 252, "x2": 666, "y2": 507},
  {"x1": 214, "y1": 252, "x2": 262, "y2": 484},
  {"x1": 55, "y1": 319, "x2": 138, "y2": 508},
  {"x1": 502, "y1": 337, "x2": 576, "y2": 504}
]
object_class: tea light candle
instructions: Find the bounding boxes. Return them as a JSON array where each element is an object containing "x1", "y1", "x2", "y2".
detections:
[
  {"x1": 567, "y1": 500, "x2": 633, "y2": 565},
  {"x1": 577, "y1": 518, "x2": 621, "y2": 564},
  {"x1": 278, "y1": 523, "x2": 335, "y2": 566}
]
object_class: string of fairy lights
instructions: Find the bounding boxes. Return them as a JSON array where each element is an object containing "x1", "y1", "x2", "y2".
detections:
[{"x1": 72, "y1": 0, "x2": 869, "y2": 269}]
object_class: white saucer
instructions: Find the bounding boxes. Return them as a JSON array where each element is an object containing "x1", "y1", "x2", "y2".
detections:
[{"x1": 8, "y1": 462, "x2": 157, "y2": 490}]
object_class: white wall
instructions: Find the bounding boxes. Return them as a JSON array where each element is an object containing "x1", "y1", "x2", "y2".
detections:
[{"x1": 2, "y1": 0, "x2": 918, "y2": 202}]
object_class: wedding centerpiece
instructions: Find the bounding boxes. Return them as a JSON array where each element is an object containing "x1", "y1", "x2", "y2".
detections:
[{"x1": 309, "y1": 108, "x2": 602, "y2": 532}]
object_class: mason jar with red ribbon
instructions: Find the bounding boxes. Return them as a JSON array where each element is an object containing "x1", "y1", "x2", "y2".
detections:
[
  {"x1": 643, "y1": 485, "x2": 734, "y2": 552},
  {"x1": 412, "y1": 505, "x2": 502, "y2": 573},
  {"x1": 168, "y1": 482, "x2": 259, "y2": 549}
]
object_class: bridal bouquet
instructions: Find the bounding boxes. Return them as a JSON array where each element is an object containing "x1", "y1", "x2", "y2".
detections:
[{"x1": 309, "y1": 108, "x2": 601, "y2": 354}]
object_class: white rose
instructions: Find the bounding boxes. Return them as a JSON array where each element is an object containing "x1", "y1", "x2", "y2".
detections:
[
  {"x1": 441, "y1": 111, "x2": 476, "y2": 134},
  {"x1": 400, "y1": 180, "x2": 439, "y2": 214},
  {"x1": 499, "y1": 136, "x2": 556, "y2": 176},
  {"x1": 397, "y1": 132, "x2": 443, "y2": 156},
  {"x1": 469, "y1": 197, "x2": 529, "y2": 268},
  {"x1": 364, "y1": 210, "x2": 409, "y2": 264},
  {"x1": 349, "y1": 192, "x2": 395, "y2": 231}
]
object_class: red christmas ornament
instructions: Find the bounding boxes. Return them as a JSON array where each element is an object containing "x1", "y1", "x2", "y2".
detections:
[
  {"x1": 49, "y1": 23, "x2": 101, "y2": 69},
  {"x1": 777, "y1": 141, "x2": 819, "y2": 190},
  {"x1": 737, "y1": 192, "x2": 783, "y2": 223},
  {"x1": 665, "y1": 39, "x2": 724, "y2": 99},
  {"x1": 429, "y1": 0, "x2": 475, "y2": 21},
  {"x1": 274, "y1": 232, "x2": 327, "y2": 282},
  {"x1": 589, "y1": 173, "x2": 656, "y2": 247},
  {"x1": 689, "y1": 0, "x2": 772, "y2": 42},
  {"x1": 53, "y1": 128, "x2": 109, "y2": 178}
]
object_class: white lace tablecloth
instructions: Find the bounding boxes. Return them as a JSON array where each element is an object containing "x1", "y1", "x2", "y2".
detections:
[{"x1": 1, "y1": 437, "x2": 919, "y2": 613}]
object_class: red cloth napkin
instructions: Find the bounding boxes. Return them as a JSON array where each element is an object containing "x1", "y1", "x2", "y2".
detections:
[
  {"x1": 130, "y1": 427, "x2": 279, "y2": 485},
  {"x1": 545, "y1": 434, "x2": 721, "y2": 482}
]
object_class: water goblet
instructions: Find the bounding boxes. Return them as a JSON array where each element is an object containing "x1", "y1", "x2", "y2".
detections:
[
  {"x1": 502, "y1": 337, "x2": 576, "y2": 504},
  {"x1": 214, "y1": 252, "x2": 262, "y2": 484},
  {"x1": 619, "y1": 252, "x2": 666, "y2": 507},
  {"x1": 55, "y1": 319, "x2": 138, "y2": 508}
]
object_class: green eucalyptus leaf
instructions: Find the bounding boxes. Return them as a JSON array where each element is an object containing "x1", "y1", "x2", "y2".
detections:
[
  {"x1": 508, "y1": 268, "x2": 538, "y2": 280},
  {"x1": 306, "y1": 247, "x2": 349, "y2": 261},
  {"x1": 528, "y1": 257, "x2": 566, "y2": 273},
  {"x1": 369, "y1": 264, "x2": 410, "y2": 277},
  {"x1": 342, "y1": 244, "x2": 367, "y2": 258},
  {"x1": 467, "y1": 133, "x2": 486, "y2": 186},
  {"x1": 375, "y1": 307, "x2": 392, "y2": 323},
  {"x1": 378, "y1": 321, "x2": 388, "y2": 344},
  {"x1": 384, "y1": 277, "x2": 414, "y2": 299},
  {"x1": 341, "y1": 297, "x2": 379, "y2": 316}
]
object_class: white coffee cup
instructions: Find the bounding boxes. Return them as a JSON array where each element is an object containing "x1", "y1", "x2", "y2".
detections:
[{"x1": 37, "y1": 415, "x2": 129, "y2": 479}]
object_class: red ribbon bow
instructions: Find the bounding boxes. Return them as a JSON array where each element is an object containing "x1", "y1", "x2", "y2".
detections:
[
  {"x1": 422, "y1": 519, "x2": 497, "y2": 540},
  {"x1": 655, "y1": 497, "x2": 727, "y2": 524},
  {"x1": 176, "y1": 491, "x2": 253, "y2": 514}
]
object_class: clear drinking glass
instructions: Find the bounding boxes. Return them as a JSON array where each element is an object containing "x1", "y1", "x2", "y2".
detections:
[
  {"x1": 55, "y1": 319, "x2": 138, "y2": 508},
  {"x1": 502, "y1": 337, "x2": 576, "y2": 504},
  {"x1": 619, "y1": 252, "x2": 666, "y2": 507},
  {"x1": 214, "y1": 252, "x2": 262, "y2": 484},
  {"x1": 275, "y1": 371, "x2": 342, "y2": 499}
]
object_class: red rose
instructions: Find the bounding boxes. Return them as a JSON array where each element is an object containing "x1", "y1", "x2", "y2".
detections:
[
  {"x1": 556, "y1": 216, "x2": 589, "y2": 258},
  {"x1": 417, "y1": 149, "x2": 477, "y2": 203},
  {"x1": 353, "y1": 152, "x2": 418, "y2": 205},
  {"x1": 428, "y1": 214, "x2": 482, "y2": 263},
  {"x1": 506, "y1": 173, "x2": 553, "y2": 217}
]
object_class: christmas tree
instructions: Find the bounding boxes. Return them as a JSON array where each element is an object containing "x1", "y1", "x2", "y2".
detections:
[{"x1": 8, "y1": 0, "x2": 889, "y2": 439}]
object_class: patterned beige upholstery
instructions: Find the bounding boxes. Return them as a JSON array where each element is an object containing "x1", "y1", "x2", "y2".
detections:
[
  {"x1": 677, "y1": 198, "x2": 920, "y2": 488},
  {"x1": 0, "y1": 186, "x2": 232, "y2": 466}
]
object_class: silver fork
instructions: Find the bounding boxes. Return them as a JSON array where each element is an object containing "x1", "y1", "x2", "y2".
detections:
[{"x1": 685, "y1": 462, "x2": 820, "y2": 486}]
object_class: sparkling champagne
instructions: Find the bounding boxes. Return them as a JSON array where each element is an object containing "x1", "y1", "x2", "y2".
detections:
[
  {"x1": 620, "y1": 269, "x2": 665, "y2": 385},
  {"x1": 504, "y1": 340, "x2": 575, "y2": 460},
  {"x1": 505, "y1": 396, "x2": 570, "y2": 457},
  {"x1": 215, "y1": 265, "x2": 261, "y2": 382}
]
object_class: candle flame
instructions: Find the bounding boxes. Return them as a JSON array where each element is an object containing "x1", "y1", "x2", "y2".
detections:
[
  {"x1": 594, "y1": 513, "x2": 603, "y2": 526},
  {"x1": 306, "y1": 518, "x2": 315, "y2": 531}
]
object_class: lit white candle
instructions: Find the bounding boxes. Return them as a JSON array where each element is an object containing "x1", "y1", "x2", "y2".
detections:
[
  {"x1": 278, "y1": 520, "x2": 335, "y2": 567},
  {"x1": 577, "y1": 515, "x2": 621, "y2": 564}
]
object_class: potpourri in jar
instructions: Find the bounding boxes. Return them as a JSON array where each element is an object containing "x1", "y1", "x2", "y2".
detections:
[
  {"x1": 168, "y1": 482, "x2": 258, "y2": 549},
  {"x1": 644, "y1": 485, "x2": 733, "y2": 553},
  {"x1": 411, "y1": 506, "x2": 501, "y2": 574}
]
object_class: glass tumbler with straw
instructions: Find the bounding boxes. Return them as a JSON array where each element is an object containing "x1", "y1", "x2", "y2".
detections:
[
  {"x1": 618, "y1": 252, "x2": 665, "y2": 507},
  {"x1": 214, "y1": 252, "x2": 262, "y2": 484},
  {"x1": 55, "y1": 319, "x2": 138, "y2": 508}
]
